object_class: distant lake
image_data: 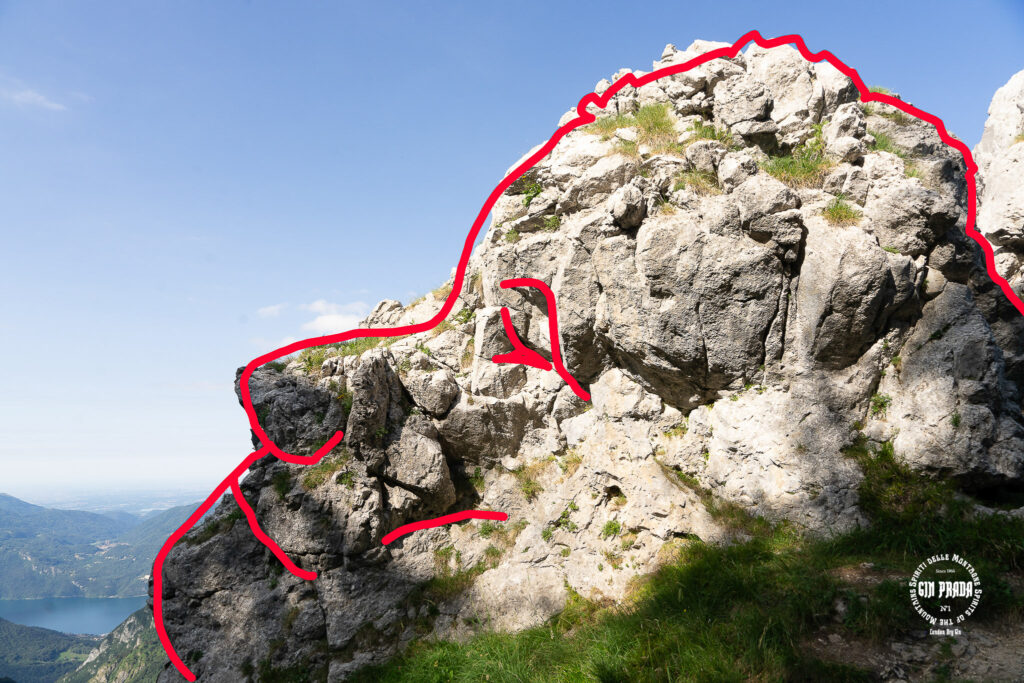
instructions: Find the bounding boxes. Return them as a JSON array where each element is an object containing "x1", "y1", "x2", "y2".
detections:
[{"x1": 0, "y1": 596, "x2": 146, "y2": 635}]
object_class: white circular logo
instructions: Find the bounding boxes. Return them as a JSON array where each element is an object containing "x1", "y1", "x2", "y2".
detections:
[{"x1": 909, "y1": 554, "x2": 981, "y2": 634}]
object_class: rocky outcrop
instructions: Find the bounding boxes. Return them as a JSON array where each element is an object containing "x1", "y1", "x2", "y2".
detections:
[
  {"x1": 976, "y1": 71, "x2": 1024, "y2": 294},
  {"x1": 153, "y1": 42, "x2": 1024, "y2": 681}
]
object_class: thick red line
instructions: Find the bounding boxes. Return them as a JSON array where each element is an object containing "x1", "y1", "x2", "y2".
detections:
[
  {"x1": 230, "y1": 480, "x2": 318, "y2": 581},
  {"x1": 153, "y1": 447, "x2": 268, "y2": 682},
  {"x1": 497, "y1": 278, "x2": 590, "y2": 401},
  {"x1": 492, "y1": 306, "x2": 554, "y2": 371},
  {"x1": 156, "y1": 30, "x2": 1024, "y2": 681},
  {"x1": 381, "y1": 510, "x2": 509, "y2": 546}
]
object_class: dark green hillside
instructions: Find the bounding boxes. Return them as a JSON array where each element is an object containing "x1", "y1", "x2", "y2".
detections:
[{"x1": 0, "y1": 617, "x2": 97, "y2": 683}]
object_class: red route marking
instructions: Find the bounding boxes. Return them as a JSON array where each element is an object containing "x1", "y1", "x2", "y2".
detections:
[
  {"x1": 155, "y1": 30, "x2": 1024, "y2": 681},
  {"x1": 493, "y1": 306, "x2": 554, "y2": 371},
  {"x1": 494, "y1": 278, "x2": 591, "y2": 401},
  {"x1": 381, "y1": 510, "x2": 510, "y2": 546},
  {"x1": 230, "y1": 480, "x2": 318, "y2": 581}
]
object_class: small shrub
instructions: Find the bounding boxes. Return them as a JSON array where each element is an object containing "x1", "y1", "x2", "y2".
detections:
[
  {"x1": 337, "y1": 470, "x2": 355, "y2": 489},
  {"x1": 868, "y1": 85, "x2": 892, "y2": 94},
  {"x1": 822, "y1": 194, "x2": 861, "y2": 226},
  {"x1": 601, "y1": 519, "x2": 622, "y2": 539},
  {"x1": 272, "y1": 471, "x2": 292, "y2": 500},
  {"x1": 522, "y1": 181, "x2": 543, "y2": 207},
  {"x1": 541, "y1": 527, "x2": 553, "y2": 542},
  {"x1": 869, "y1": 393, "x2": 892, "y2": 418},
  {"x1": 891, "y1": 355, "x2": 902, "y2": 372},
  {"x1": 951, "y1": 412, "x2": 962, "y2": 429},
  {"x1": 560, "y1": 547, "x2": 570, "y2": 557},
  {"x1": 542, "y1": 214, "x2": 561, "y2": 231},
  {"x1": 454, "y1": 307, "x2": 476, "y2": 325},
  {"x1": 504, "y1": 228, "x2": 521, "y2": 244},
  {"x1": 266, "y1": 360, "x2": 287, "y2": 372},
  {"x1": 672, "y1": 170, "x2": 720, "y2": 195}
]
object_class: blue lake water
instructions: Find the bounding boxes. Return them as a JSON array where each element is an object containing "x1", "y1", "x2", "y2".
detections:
[{"x1": 0, "y1": 596, "x2": 146, "y2": 635}]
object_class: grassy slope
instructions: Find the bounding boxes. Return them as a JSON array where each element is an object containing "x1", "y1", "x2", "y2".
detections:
[{"x1": 352, "y1": 439, "x2": 1024, "y2": 682}]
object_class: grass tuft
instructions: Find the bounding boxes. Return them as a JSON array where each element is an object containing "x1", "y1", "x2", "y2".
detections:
[
  {"x1": 821, "y1": 194, "x2": 861, "y2": 226},
  {"x1": 761, "y1": 123, "x2": 832, "y2": 188},
  {"x1": 672, "y1": 170, "x2": 720, "y2": 195}
]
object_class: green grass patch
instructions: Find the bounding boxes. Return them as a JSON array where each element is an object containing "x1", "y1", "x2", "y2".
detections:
[
  {"x1": 822, "y1": 194, "x2": 861, "y2": 226},
  {"x1": 761, "y1": 124, "x2": 832, "y2": 188},
  {"x1": 298, "y1": 347, "x2": 328, "y2": 374},
  {"x1": 687, "y1": 118, "x2": 734, "y2": 146},
  {"x1": 504, "y1": 228, "x2": 521, "y2": 244},
  {"x1": 541, "y1": 214, "x2": 561, "y2": 231},
  {"x1": 585, "y1": 113, "x2": 636, "y2": 139},
  {"x1": 301, "y1": 448, "x2": 352, "y2": 490},
  {"x1": 514, "y1": 461, "x2": 546, "y2": 501},
  {"x1": 868, "y1": 130, "x2": 908, "y2": 159},
  {"x1": 672, "y1": 169, "x2": 721, "y2": 195}
]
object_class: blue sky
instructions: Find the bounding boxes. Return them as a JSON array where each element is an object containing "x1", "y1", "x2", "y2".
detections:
[{"x1": 1, "y1": 0, "x2": 1022, "y2": 501}]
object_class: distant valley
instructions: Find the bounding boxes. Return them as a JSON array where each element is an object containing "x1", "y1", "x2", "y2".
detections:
[{"x1": 0, "y1": 493, "x2": 200, "y2": 599}]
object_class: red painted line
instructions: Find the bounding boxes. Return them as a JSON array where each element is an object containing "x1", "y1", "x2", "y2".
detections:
[
  {"x1": 495, "y1": 278, "x2": 591, "y2": 401},
  {"x1": 153, "y1": 447, "x2": 269, "y2": 682},
  {"x1": 230, "y1": 480, "x2": 318, "y2": 581},
  {"x1": 155, "y1": 30, "x2": 1024, "y2": 681},
  {"x1": 381, "y1": 510, "x2": 509, "y2": 546},
  {"x1": 492, "y1": 306, "x2": 554, "y2": 371}
]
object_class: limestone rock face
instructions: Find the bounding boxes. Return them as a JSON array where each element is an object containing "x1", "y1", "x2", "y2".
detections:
[
  {"x1": 155, "y1": 47, "x2": 1024, "y2": 681},
  {"x1": 976, "y1": 70, "x2": 1024, "y2": 293}
]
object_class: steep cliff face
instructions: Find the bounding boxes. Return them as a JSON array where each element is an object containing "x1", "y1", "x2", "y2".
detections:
[
  {"x1": 154, "y1": 41, "x2": 1024, "y2": 681},
  {"x1": 975, "y1": 70, "x2": 1024, "y2": 294}
]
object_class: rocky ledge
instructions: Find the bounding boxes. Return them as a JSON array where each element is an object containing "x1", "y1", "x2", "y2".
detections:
[{"x1": 153, "y1": 40, "x2": 1024, "y2": 681}]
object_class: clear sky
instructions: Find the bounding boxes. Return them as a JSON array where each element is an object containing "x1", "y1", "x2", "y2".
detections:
[{"x1": 1, "y1": 0, "x2": 1022, "y2": 502}]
